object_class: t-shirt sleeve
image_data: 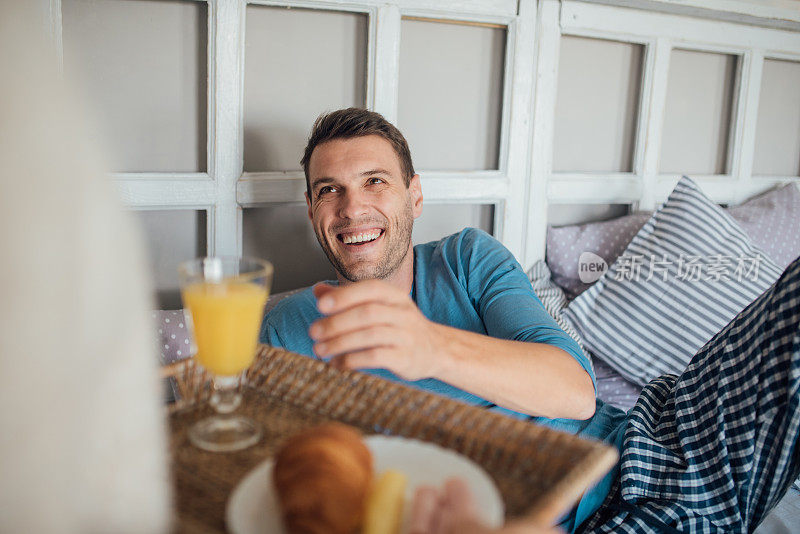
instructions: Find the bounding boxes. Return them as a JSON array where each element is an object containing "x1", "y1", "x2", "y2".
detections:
[
  {"x1": 259, "y1": 316, "x2": 286, "y2": 348},
  {"x1": 256, "y1": 290, "x2": 321, "y2": 358},
  {"x1": 458, "y1": 229, "x2": 595, "y2": 388}
]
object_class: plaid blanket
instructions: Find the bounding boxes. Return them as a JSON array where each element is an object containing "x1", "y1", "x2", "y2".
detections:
[{"x1": 582, "y1": 257, "x2": 800, "y2": 533}]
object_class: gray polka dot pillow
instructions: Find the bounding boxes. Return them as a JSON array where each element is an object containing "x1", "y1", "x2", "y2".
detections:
[
  {"x1": 546, "y1": 211, "x2": 651, "y2": 300},
  {"x1": 547, "y1": 183, "x2": 800, "y2": 300},
  {"x1": 728, "y1": 183, "x2": 800, "y2": 270},
  {"x1": 153, "y1": 310, "x2": 192, "y2": 363}
]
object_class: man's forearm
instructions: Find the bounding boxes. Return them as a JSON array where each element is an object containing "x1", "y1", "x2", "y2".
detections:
[
  {"x1": 311, "y1": 280, "x2": 596, "y2": 420},
  {"x1": 430, "y1": 323, "x2": 596, "y2": 420}
]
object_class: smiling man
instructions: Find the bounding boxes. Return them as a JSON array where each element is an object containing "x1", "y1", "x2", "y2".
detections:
[
  {"x1": 260, "y1": 108, "x2": 800, "y2": 533},
  {"x1": 261, "y1": 108, "x2": 596, "y2": 421}
]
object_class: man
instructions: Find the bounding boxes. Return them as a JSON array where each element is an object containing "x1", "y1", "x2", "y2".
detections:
[
  {"x1": 262, "y1": 108, "x2": 597, "y2": 421},
  {"x1": 262, "y1": 108, "x2": 800, "y2": 532}
]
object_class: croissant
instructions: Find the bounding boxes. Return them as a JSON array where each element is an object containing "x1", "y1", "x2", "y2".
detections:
[{"x1": 273, "y1": 423, "x2": 374, "y2": 534}]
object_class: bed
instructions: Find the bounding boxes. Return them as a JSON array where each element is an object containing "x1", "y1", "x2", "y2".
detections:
[
  {"x1": 535, "y1": 178, "x2": 800, "y2": 533},
  {"x1": 157, "y1": 177, "x2": 800, "y2": 532}
]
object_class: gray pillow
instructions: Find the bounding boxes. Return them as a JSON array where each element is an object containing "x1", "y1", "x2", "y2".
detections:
[
  {"x1": 728, "y1": 183, "x2": 800, "y2": 270},
  {"x1": 547, "y1": 183, "x2": 800, "y2": 300},
  {"x1": 546, "y1": 212, "x2": 651, "y2": 300},
  {"x1": 563, "y1": 176, "x2": 783, "y2": 386},
  {"x1": 592, "y1": 358, "x2": 641, "y2": 412},
  {"x1": 153, "y1": 309, "x2": 191, "y2": 364}
]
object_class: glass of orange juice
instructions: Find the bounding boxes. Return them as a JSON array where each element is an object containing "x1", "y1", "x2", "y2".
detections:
[{"x1": 178, "y1": 256, "x2": 273, "y2": 452}]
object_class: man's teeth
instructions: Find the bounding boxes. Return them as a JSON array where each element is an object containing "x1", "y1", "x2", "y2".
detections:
[{"x1": 343, "y1": 231, "x2": 381, "y2": 244}]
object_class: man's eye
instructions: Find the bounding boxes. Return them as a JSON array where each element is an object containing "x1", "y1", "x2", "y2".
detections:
[
  {"x1": 317, "y1": 185, "x2": 336, "y2": 197},
  {"x1": 367, "y1": 177, "x2": 385, "y2": 185}
]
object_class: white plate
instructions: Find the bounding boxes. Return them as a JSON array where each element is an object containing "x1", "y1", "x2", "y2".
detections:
[{"x1": 226, "y1": 435, "x2": 504, "y2": 534}]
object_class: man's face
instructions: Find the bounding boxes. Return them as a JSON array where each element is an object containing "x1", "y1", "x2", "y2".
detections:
[{"x1": 306, "y1": 135, "x2": 422, "y2": 282}]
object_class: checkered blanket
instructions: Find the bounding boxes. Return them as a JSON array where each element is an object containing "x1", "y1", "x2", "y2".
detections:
[{"x1": 581, "y1": 257, "x2": 800, "y2": 533}]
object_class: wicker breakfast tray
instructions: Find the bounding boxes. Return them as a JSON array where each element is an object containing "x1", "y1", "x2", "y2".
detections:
[{"x1": 163, "y1": 345, "x2": 618, "y2": 532}]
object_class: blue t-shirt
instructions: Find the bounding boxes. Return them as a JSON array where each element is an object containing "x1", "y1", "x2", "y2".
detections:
[{"x1": 261, "y1": 228, "x2": 628, "y2": 531}]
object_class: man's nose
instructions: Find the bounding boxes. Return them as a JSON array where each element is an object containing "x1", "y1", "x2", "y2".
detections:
[{"x1": 337, "y1": 189, "x2": 369, "y2": 218}]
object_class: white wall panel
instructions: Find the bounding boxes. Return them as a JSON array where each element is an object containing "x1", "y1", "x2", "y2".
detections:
[
  {"x1": 53, "y1": 0, "x2": 800, "y2": 284},
  {"x1": 753, "y1": 58, "x2": 800, "y2": 176},
  {"x1": 62, "y1": 0, "x2": 207, "y2": 173},
  {"x1": 138, "y1": 209, "x2": 207, "y2": 309},
  {"x1": 412, "y1": 204, "x2": 494, "y2": 244},
  {"x1": 562, "y1": 1, "x2": 800, "y2": 53},
  {"x1": 242, "y1": 205, "x2": 336, "y2": 292},
  {"x1": 249, "y1": 0, "x2": 517, "y2": 19},
  {"x1": 660, "y1": 49, "x2": 737, "y2": 174},
  {"x1": 553, "y1": 36, "x2": 643, "y2": 173},
  {"x1": 547, "y1": 204, "x2": 629, "y2": 227},
  {"x1": 243, "y1": 6, "x2": 367, "y2": 172},
  {"x1": 397, "y1": 19, "x2": 505, "y2": 171},
  {"x1": 526, "y1": 0, "x2": 560, "y2": 267}
]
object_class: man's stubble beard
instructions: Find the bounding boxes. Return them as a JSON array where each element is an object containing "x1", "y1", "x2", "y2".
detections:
[{"x1": 316, "y1": 199, "x2": 415, "y2": 283}]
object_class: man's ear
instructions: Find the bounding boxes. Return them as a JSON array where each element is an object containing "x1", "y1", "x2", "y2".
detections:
[
  {"x1": 305, "y1": 191, "x2": 313, "y2": 220},
  {"x1": 409, "y1": 174, "x2": 423, "y2": 218}
]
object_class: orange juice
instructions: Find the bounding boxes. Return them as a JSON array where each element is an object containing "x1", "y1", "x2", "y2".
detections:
[{"x1": 182, "y1": 281, "x2": 269, "y2": 376}]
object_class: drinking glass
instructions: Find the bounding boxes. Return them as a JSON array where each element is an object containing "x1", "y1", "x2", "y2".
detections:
[{"x1": 178, "y1": 256, "x2": 273, "y2": 452}]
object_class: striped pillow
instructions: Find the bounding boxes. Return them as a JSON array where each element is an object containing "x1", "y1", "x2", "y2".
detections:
[{"x1": 563, "y1": 176, "x2": 783, "y2": 386}]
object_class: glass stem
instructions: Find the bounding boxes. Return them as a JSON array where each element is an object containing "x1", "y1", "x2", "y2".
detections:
[{"x1": 211, "y1": 375, "x2": 241, "y2": 414}]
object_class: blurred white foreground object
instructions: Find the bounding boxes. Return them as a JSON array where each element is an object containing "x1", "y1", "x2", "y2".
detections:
[{"x1": 0, "y1": 4, "x2": 171, "y2": 533}]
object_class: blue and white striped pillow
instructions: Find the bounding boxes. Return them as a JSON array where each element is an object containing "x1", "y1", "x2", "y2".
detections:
[{"x1": 563, "y1": 176, "x2": 783, "y2": 386}]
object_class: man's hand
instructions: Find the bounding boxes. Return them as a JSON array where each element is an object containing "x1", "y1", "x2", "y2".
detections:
[
  {"x1": 308, "y1": 280, "x2": 596, "y2": 420},
  {"x1": 309, "y1": 280, "x2": 447, "y2": 381}
]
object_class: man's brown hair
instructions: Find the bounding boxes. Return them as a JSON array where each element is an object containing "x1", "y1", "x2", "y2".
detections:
[{"x1": 301, "y1": 107, "x2": 415, "y2": 197}]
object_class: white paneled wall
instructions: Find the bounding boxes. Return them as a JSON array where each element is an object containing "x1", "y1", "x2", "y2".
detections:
[
  {"x1": 398, "y1": 19, "x2": 505, "y2": 171},
  {"x1": 753, "y1": 58, "x2": 800, "y2": 176},
  {"x1": 62, "y1": 0, "x2": 208, "y2": 173},
  {"x1": 51, "y1": 0, "x2": 800, "y2": 304},
  {"x1": 243, "y1": 6, "x2": 367, "y2": 172},
  {"x1": 660, "y1": 49, "x2": 737, "y2": 175},
  {"x1": 242, "y1": 204, "x2": 337, "y2": 291},
  {"x1": 543, "y1": 0, "x2": 800, "y2": 268},
  {"x1": 553, "y1": 36, "x2": 642, "y2": 173},
  {"x1": 139, "y1": 210, "x2": 207, "y2": 308}
]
